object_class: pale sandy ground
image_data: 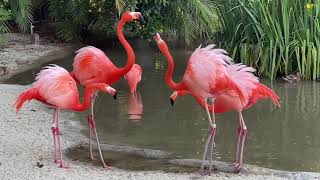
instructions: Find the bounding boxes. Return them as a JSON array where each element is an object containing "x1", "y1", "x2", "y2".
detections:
[{"x1": 0, "y1": 33, "x2": 319, "y2": 180}]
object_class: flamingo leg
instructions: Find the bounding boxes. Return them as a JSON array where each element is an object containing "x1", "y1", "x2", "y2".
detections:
[
  {"x1": 208, "y1": 98, "x2": 217, "y2": 175},
  {"x1": 234, "y1": 111, "x2": 247, "y2": 172},
  {"x1": 51, "y1": 108, "x2": 59, "y2": 163},
  {"x1": 234, "y1": 117, "x2": 242, "y2": 164},
  {"x1": 88, "y1": 94, "x2": 97, "y2": 160},
  {"x1": 55, "y1": 108, "x2": 69, "y2": 168},
  {"x1": 88, "y1": 93, "x2": 110, "y2": 168},
  {"x1": 200, "y1": 98, "x2": 216, "y2": 175},
  {"x1": 93, "y1": 128, "x2": 110, "y2": 169}
]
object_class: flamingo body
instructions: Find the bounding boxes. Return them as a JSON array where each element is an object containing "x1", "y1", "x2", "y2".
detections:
[
  {"x1": 72, "y1": 46, "x2": 119, "y2": 86},
  {"x1": 172, "y1": 64, "x2": 279, "y2": 113},
  {"x1": 16, "y1": 65, "x2": 79, "y2": 111}
]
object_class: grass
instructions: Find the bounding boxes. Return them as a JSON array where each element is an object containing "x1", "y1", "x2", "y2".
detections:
[{"x1": 217, "y1": 0, "x2": 320, "y2": 81}]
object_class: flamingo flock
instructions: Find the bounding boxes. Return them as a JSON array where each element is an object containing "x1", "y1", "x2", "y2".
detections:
[{"x1": 14, "y1": 11, "x2": 279, "y2": 174}]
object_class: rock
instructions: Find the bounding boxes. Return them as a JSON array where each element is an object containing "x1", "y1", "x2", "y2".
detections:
[{"x1": 36, "y1": 161, "x2": 44, "y2": 168}]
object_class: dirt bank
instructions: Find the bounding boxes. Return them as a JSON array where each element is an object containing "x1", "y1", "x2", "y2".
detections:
[{"x1": 0, "y1": 33, "x2": 74, "y2": 82}]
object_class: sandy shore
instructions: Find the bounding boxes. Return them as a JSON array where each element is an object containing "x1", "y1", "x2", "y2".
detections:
[{"x1": 0, "y1": 33, "x2": 319, "y2": 179}]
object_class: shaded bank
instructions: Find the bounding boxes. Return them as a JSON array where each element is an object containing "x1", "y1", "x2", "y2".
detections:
[{"x1": 0, "y1": 33, "x2": 75, "y2": 83}]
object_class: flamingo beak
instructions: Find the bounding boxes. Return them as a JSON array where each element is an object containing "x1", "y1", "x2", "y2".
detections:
[
  {"x1": 170, "y1": 98, "x2": 174, "y2": 106},
  {"x1": 139, "y1": 14, "x2": 145, "y2": 23},
  {"x1": 113, "y1": 92, "x2": 117, "y2": 100}
]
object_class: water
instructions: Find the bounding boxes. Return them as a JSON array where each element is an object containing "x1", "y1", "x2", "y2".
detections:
[{"x1": 5, "y1": 42, "x2": 320, "y2": 172}]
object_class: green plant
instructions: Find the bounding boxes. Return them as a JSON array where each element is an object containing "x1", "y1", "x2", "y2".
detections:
[
  {"x1": 9, "y1": 0, "x2": 33, "y2": 32},
  {"x1": 46, "y1": 0, "x2": 223, "y2": 45},
  {"x1": 218, "y1": 0, "x2": 320, "y2": 80},
  {"x1": 120, "y1": 0, "x2": 223, "y2": 45},
  {"x1": 0, "y1": 6, "x2": 11, "y2": 44}
]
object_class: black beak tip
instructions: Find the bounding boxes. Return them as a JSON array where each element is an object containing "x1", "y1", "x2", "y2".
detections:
[
  {"x1": 113, "y1": 93, "x2": 117, "y2": 100},
  {"x1": 170, "y1": 98, "x2": 174, "y2": 106},
  {"x1": 140, "y1": 15, "x2": 145, "y2": 23}
]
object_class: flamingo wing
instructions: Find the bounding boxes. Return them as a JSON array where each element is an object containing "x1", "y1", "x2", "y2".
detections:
[
  {"x1": 34, "y1": 65, "x2": 79, "y2": 109},
  {"x1": 183, "y1": 44, "x2": 237, "y2": 99},
  {"x1": 72, "y1": 46, "x2": 118, "y2": 86},
  {"x1": 245, "y1": 83, "x2": 280, "y2": 109},
  {"x1": 225, "y1": 63, "x2": 259, "y2": 98}
]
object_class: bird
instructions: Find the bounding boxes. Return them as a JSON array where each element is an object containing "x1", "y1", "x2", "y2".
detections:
[
  {"x1": 124, "y1": 64, "x2": 143, "y2": 94},
  {"x1": 14, "y1": 65, "x2": 116, "y2": 169},
  {"x1": 169, "y1": 64, "x2": 280, "y2": 172},
  {"x1": 153, "y1": 33, "x2": 248, "y2": 174},
  {"x1": 69, "y1": 11, "x2": 144, "y2": 167}
]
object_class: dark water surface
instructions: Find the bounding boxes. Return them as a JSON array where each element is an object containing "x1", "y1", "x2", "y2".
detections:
[{"x1": 6, "y1": 42, "x2": 320, "y2": 172}]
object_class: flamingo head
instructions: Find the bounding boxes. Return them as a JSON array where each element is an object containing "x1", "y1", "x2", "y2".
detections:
[
  {"x1": 122, "y1": 11, "x2": 144, "y2": 23},
  {"x1": 105, "y1": 85, "x2": 117, "y2": 100},
  {"x1": 169, "y1": 91, "x2": 178, "y2": 106},
  {"x1": 153, "y1": 32, "x2": 164, "y2": 44},
  {"x1": 153, "y1": 32, "x2": 167, "y2": 52}
]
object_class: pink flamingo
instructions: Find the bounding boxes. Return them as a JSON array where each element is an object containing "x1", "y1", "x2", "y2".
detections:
[
  {"x1": 170, "y1": 63, "x2": 280, "y2": 172},
  {"x1": 153, "y1": 33, "x2": 247, "y2": 174},
  {"x1": 124, "y1": 64, "x2": 143, "y2": 94},
  {"x1": 70, "y1": 11, "x2": 143, "y2": 167},
  {"x1": 14, "y1": 65, "x2": 116, "y2": 168}
]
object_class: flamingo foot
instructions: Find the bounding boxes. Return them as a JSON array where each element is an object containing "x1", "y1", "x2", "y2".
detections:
[
  {"x1": 103, "y1": 164, "x2": 112, "y2": 170},
  {"x1": 90, "y1": 155, "x2": 97, "y2": 161},
  {"x1": 54, "y1": 159, "x2": 60, "y2": 164},
  {"x1": 233, "y1": 162, "x2": 242, "y2": 173},
  {"x1": 59, "y1": 163, "x2": 70, "y2": 169},
  {"x1": 228, "y1": 161, "x2": 239, "y2": 166}
]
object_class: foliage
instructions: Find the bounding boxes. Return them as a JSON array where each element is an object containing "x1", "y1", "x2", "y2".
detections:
[
  {"x1": 0, "y1": 3, "x2": 12, "y2": 44},
  {"x1": 120, "y1": 0, "x2": 223, "y2": 45},
  {"x1": 218, "y1": 0, "x2": 320, "y2": 80},
  {"x1": 46, "y1": 0, "x2": 223, "y2": 45},
  {"x1": 9, "y1": 0, "x2": 34, "y2": 32},
  {"x1": 0, "y1": 0, "x2": 33, "y2": 44}
]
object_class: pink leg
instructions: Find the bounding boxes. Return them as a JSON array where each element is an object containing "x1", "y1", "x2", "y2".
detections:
[
  {"x1": 56, "y1": 109, "x2": 69, "y2": 169},
  {"x1": 51, "y1": 109, "x2": 59, "y2": 163},
  {"x1": 88, "y1": 94, "x2": 97, "y2": 160},
  {"x1": 200, "y1": 98, "x2": 216, "y2": 175},
  {"x1": 88, "y1": 94, "x2": 110, "y2": 169},
  {"x1": 230, "y1": 125, "x2": 241, "y2": 167},
  {"x1": 234, "y1": 112, "x2": 247, "y2": 172}
]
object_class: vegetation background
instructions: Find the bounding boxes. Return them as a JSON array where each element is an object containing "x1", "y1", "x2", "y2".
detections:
[{"x1": 0, "y1": 0, "x2": 319, "y2": 80}]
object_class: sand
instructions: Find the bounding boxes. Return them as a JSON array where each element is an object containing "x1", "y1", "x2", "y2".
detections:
[{"x1": 0, "y1": 33, "x2": 318, "y2": 180}]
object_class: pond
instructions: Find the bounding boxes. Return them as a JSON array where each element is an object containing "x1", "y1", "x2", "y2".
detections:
[{"x1": 5, "y1": 41, "x2": 320, "y2": 172}]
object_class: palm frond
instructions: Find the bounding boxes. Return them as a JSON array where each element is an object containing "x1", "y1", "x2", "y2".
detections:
[
  {"x1": 172, "y1": 0, "x2": 223, "y2": 45},
  {"x1": 10, "y1": 0, "x2": 33, "y2": 32},
  {"x1": 0, "y1": 6, "x2": 11, "y2": 44}
]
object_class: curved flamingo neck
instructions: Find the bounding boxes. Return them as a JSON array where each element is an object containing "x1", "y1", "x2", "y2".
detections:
[
  {"x1": 161, "y1": 43, "x2": 186, "y2": 91},
  {"x1": 116, "y1": 18, "x2": 135, "y2": 76},
  {"x1": 72, "y1": 85, "x2": 97, "y2": 111}
]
